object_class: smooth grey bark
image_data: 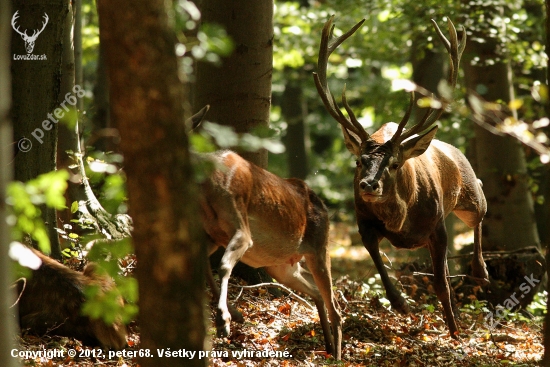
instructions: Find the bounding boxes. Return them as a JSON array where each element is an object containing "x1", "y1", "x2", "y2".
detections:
[{"x1": 56, "y1": 0, "x2": 86, "y2": 232}]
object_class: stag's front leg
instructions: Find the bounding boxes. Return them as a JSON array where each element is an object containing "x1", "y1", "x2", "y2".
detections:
[
  {"x1": 216, "y1": 229, "x2": 252, "y2": 337},
  {"x1": 428, "y1": 223, "x2": 458, "y2": 337},
  {"x1": 358, "y1": 222, "x2": 410, "y2": 314}
]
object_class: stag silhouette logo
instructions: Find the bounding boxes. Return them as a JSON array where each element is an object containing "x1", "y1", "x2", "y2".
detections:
[{"x1": 11, "y1": 11, "x2": 49, "y2": 54}]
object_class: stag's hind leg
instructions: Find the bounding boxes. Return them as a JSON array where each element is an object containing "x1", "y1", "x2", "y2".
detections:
[
  {"x1": 471, "y1": 222, "x2": 489, "y2": 285},
  {"x1": 453, "y1": 210, "x2": 489, "y2": 285},
  {"x1": 454, "y1": 177, "x2": 489, "y2": 285}
]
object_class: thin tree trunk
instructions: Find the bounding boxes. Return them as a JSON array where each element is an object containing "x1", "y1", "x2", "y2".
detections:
[
  {"x1": 97, "y1": 1, "x2": 206, "y2": 366},
  {"x1": 1, "y1": 3, "x2": 20, "y2": 366},
  {"x1": 56, "y1": 0, "x2": 86, "y2": 234},
  {"x1": 281, "y1": 72, "x2": 308, "y2": 179},
  {"x1": 91, "y1": 44, "x2": 112, "y2": 152},
  {"x1": 195, "y1": 0, "x2": 273, "y2": 168}
]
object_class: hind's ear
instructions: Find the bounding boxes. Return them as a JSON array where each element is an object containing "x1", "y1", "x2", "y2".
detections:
[{"x1": 186, "y1": 105, "x2": 210, "y2": 132}]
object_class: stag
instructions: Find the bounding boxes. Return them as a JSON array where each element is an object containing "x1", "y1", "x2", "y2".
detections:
[
  {"x1": 11, "y1": 11, "x2": 49, "y2": 53},
  {"x1": 314, "y1": 16, "x2": 489, "y2": 337},
  {"x1": 189, "y1": 107, "x2": 342, "y2": 359}
]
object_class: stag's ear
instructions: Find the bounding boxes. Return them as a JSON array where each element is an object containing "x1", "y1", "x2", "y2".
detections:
[
  {"x1": 186, "y1": 105, "x2": 210, "y2": 132},
  {"x1": 341, "y1": 126, "x2": 362, "y2": 156},
  {"x1": 401, "y1": 125, "x2": 438, "y2": 161}
]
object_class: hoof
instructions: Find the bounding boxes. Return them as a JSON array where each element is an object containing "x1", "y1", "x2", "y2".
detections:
[
  {"x1": 471, "y1": 261, "x2": 490, "y2": 286},
  {"x1": 472, "y1": 276, "x2": 490, "y2": 286},
  {"x1": 215, "y1": 310, "x2": 231, "y2": 338}
]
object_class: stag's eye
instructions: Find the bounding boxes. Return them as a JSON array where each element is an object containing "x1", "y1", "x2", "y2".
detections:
[
  {"x1": 355, "y1": 160, "x2": 361, "y2": 167},
  {"x1": 391, "y1": 163, "x2": 399, "y2": 170}
]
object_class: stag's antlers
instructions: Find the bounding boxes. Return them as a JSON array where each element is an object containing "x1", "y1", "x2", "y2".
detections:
[
  {"x1": 314, "y1": 16, "x2": 466, "y2": 145},
  {"x1": 313, "y1": 16, "x2": 367, "y2": 142},
  {"x1": 391, "y1": 19, "x2": 466, "y2": 144}
]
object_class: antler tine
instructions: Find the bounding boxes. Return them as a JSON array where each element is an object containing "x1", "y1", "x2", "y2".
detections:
[
  {"x1": 390, "y1": 92, "x2": 415, "y2": 143},
  {"x1": 341, "y1": 84, "x2": 368, "y2": 135},
  {"x1": 396, "y1": 18, "x2": 465, "y2": 143},
  {"x1": 403, "y1": 106, "x2": 434, "y2": 140},
  {"x1": 313, "y1": 16, "x2": 367, "y2": 141}
]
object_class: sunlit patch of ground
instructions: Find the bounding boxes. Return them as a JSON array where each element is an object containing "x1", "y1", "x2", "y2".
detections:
[
  {"x1": 209, "y1": 276, "x2": 543, "y2": 366},
  {"x1": 16, "y1": 221, "x2": 544, "y2": 366}
]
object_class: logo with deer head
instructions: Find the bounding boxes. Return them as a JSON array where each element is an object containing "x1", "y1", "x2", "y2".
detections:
[{"x1": 11, "y1": 11, "x2": 49, "y2": 54}]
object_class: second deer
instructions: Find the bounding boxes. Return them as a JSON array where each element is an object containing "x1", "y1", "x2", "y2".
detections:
[
  {"x1": 314, "y1": 16, "x2": 489, "y2": 337},
  {"x1": 190, "y1": 107, "x2": 342, "y2": 359}
]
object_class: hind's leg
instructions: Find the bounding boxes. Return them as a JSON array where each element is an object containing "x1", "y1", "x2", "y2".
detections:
[
  {"x1": 216, "y1": 229, "x2": 252, "y2": 337},
  {"x1": 266, "y1": 260, "x2": 341, "y2": 359}
]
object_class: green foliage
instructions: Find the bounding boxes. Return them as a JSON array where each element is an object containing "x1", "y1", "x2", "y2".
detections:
[
  {"x1": 527, "y1": 291, "x2": 547, "y2": 316},
  {"x1": 173, "y1": 0, "x2": 234, "y2": 78},
  {"x1": 85, "y1": 152, "x2": 128, "y2": 215},
  {"x1": 190, "y1": 120, "x2": 285, "y2": 157},
  {"x1": 461, "y1": 299, "x2": 491, "y2": 317},
  {"x1": 270, "y1": 0, "x2": 547, "y2": 211},
  {"x1": 460, "y1": 294, "x2": 546, "y2": 330},
  {"x1": 82, "y1": 238, "x2": 138, "y2": 324},
  {"x1": 423, "y1": 303, "x2": 436, "y2": 313},
  {"x1": 7, "y1": 170, "x2": 69, "y2": 253}
]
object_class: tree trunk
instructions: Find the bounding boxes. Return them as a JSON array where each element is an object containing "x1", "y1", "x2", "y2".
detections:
[
  {"x1": 543, "y1": 1, "x2": 550, "y2": 365},
  {"x1": 461, "y1": 2, "x2": 543, "y2": 312},
  {"x1": 91, "y1": 44, "x2": 112, "y2": 152},
  {"x1": 195, "y1": 0, "x2": 273, "y2": 168},
  {"x1": 281, "y1": 71, "x2": 308, "y2": 180},
  {"x1": 56, "y1": 0, "x2": 86, "y2": 235},
  {"x1": 11, "y1": 0, "x2": 68, "y2": 259},
  {"x1": 97, "y1": 1, "x2": 206, "y2": 366},
  {"x1": 1, "y1": 3, "x2": 20, "y2": 366},
  {"x1": 463, "y1": 37, "x2": 540, "y2": 253},
  {"x1": 196, "y1": 0, "x2": 275, "y2": 288}
]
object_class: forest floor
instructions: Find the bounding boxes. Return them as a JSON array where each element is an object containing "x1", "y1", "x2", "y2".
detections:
[{"x1": 16, "y1": 223, "x2": 545, "y2": 366}]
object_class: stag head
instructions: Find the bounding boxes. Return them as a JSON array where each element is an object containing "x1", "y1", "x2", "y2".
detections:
[
  {"x1": 12, "y1": 11, "x2": 49, "y2": 54},
  {"x1": 313, "y1": 16, "x2": 465, "y2": 203}
]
